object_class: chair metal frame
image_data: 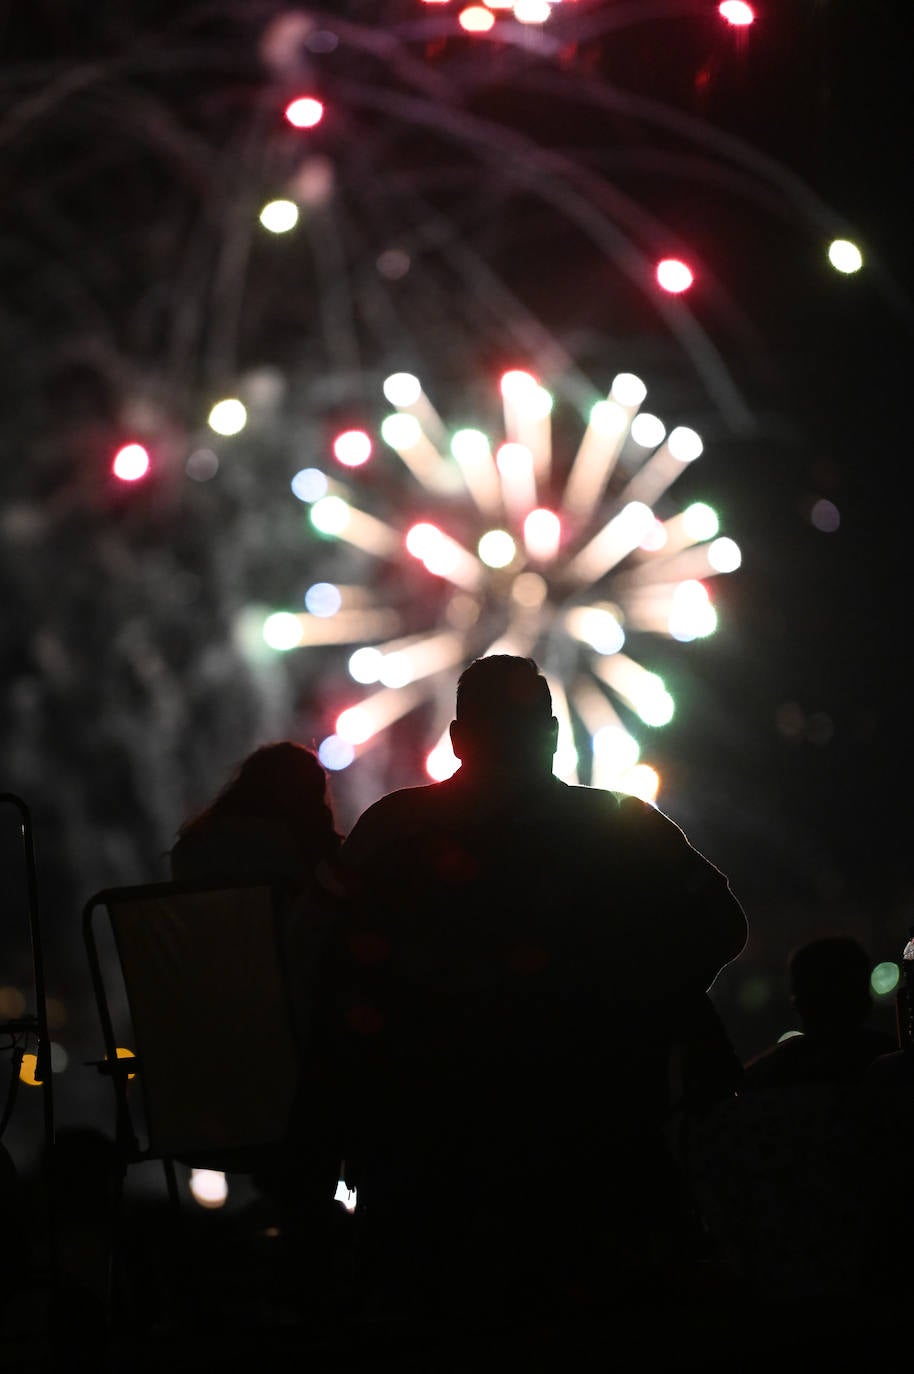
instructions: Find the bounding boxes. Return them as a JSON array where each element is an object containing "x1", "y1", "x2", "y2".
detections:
[
  {"x1": 0, "y1": 792, "x2": 54, "y2": 1155},
  {"x1": 82, "y1": 875, "x2": 301, "y2": 1331}
]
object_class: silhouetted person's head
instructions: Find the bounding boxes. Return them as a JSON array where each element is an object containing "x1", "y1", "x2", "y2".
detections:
[
  {"x1": 179, "y1": 741, "x2": 339, "y2": 847},
  {"x1": 788, "y1": 934, "x2": 874, "y2": 1036},
  {"x1": 449, "y1": 656, "x2": 558, "y2": 778}
]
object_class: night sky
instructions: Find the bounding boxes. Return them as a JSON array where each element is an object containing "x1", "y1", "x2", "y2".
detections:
[{"x1": 2, "y1": 0, "x2": 914, "y2": 1145}]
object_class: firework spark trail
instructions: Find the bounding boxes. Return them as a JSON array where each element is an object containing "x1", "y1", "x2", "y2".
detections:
[{"x1": 278, "y1": 365, "x2": 740, "y2": 802}]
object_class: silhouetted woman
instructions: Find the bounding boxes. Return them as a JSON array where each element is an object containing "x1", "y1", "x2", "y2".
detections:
[{"x1": 169, "y1": 741, "x2": 342, "y2": 894}]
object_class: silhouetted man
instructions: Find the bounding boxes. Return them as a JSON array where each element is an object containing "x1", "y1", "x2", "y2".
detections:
[
  {"x1": 743, "y1": 933, "x2": 896, "y2": 1087},
  {"x1": 330, "y1": 655, "x2": 747, "y2": 1317}
]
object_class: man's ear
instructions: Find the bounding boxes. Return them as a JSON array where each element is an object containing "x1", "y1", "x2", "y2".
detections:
[
  {"x1": 449, "y1": 719, "x2": 465, "y2": 761},
  {"x1": 549, "y1": 716, "x2": 559, "y2": 756}
]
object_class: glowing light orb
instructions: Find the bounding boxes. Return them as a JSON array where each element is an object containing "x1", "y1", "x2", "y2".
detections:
[
  {"x1": 259, "y1": 199, "x2": 299, "y2": 233},
  {"x1": 208, "y1": 398, "x2": 247, "y2": 436},
  {"x1": 590, "y1": 400, "x2": 627, "y2": 436},
  {"x1": 310, "y1": 495, "x2": 351, "y2": 536},
  {"x1": 459, "y1": 5, "x2": 495, "y2": 31},
  {"x1": 708, "y1": 537, "x2": 742, "y2": 572},
  {"x1": 523, "y1": 508, "x2": 561, "y2": 561},
  {"x1": 719, "y1": 2, "x2": 755, "y2": 25},
  {"x1": 263, "y1": 611, "x2": 304, "y2": 651},
  {"x1": 112, "y1": 443, "x2": 150, "y2": 482},
  {"x1": 285, "y1": 96, "x2": 324, "y2": 128},
  {"x1": 683, "y1": 503, "x2": 720, "y2": 542},
  {"x1": 381, "y1": 413, "x2": 422, "y2": 449},
  {"x1": 291, "y1": 468, "x2": 328, "y2": 503},
  {"x1": 426, "y1": 740, "x2": 461, "y2": 782},
  {"x1": 333, "y1": 429, "x2": 372, "y2": 467},
  {"x1": 610, "y1": 373, "x2": 647, "y2": 407},
  {"x1": 621, "y1": 764, "x2": 660, "y2": 803},
  {"x1": 669, "y1": 581, "x2": 717, "y2": 641},
  {"x1": 514, "y1": 0, "x2": 551, "y2": 22},
  {"x1": 190, "y1": 1170, "x2": 228, "y2": 1209},
  {"x1": 336, "y1": 706, "x2": 374, "y2": 745},
  {"x1": 478, "y1": 529, "x2": 517, "y2": 569},
  {"x1": 656, "y1": 259, "x2": 694, "y2": 293},
  {"x1": 305, "y1": 582, "x2": 342, "y2": 617},
  {"x1": 406, "y1": 522, "x2": 444, "y2": 560},
  {"x1": 319, "y1": 735, "x2": 355, "y2": 771},
  {"x1": 630, "y1": 413, "x2": 666, "y2": 448},
  {"x1": 871, "y1": 962, "x2": 900, "y2": 996},
  {"x1": 383, "y1": 373, "x2": 422, "y2": 407},
  {"x1": 500, "y1": 369, "x2": 539, "y2": 401},
  {"x1": 668, "y1": 427, "x2": 703, "y2": 463},
  {"x1": 379, "y1": 652, "x2": 413, "y2": 689},
  {"x1": 349, "y1": 647, "x2": 384, "y2": 684},
  {"x1": 451, "y1": 428, "x2": 491, "y2": 462},
  {"x1": 827, "y1": 239, "x2": 863, "y2": 274}
]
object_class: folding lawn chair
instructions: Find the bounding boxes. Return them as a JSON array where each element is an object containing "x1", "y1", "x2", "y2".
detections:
[{"x1": 82, "y1": 876, "x2": 303, "y2": 1330}]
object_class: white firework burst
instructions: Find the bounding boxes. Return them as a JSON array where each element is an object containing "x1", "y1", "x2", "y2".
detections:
[{"x1": 269, "y1": 366, "x2": 741, "y2": 803}]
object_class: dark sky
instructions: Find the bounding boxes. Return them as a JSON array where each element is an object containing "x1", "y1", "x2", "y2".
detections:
[{"x1": 3, "y1": 0, "x2": 914, "y2": 1113}]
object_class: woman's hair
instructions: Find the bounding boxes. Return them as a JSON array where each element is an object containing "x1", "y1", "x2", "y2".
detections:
[{"x1": 177, "y1": 742, "x2": 341, "y2": 851}]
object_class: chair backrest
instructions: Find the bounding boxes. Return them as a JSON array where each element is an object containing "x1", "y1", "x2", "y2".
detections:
[{"x1": 84, "y1": 878, "x2": 299, "y2": 1160}]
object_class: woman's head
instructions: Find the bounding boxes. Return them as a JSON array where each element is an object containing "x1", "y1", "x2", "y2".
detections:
[{"x1": 181, "y1": 741, "x2": 339, "y2": 843}]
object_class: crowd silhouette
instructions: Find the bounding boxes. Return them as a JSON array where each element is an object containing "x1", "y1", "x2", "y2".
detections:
[{"x1": 3, "y1": 655, "x2": 912, "y2": 1368}]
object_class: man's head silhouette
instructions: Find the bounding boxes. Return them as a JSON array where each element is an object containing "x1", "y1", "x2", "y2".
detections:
[
  {"x1": 788, "y1": 934, "x2": 874, "y2": 1035},
  {"x1": 449, "y1": 655, "x2": 558, "y2": 777}
]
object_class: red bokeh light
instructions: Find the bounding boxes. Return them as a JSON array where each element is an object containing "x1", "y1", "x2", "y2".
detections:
[
  {"x1": 655, "y1": 258, "x2": 694, "y2": 294},
  {"x1": 719, "y1": 2, "x2": 755, "y2": 25},
  {"x1": 458, "y1": 6, "x2": 496, "y2": 32},
  {"x1": 332, "y1": 429, "x2": 372, "y2": 467},
  {"x1": 112, "y1": 443, "x2": 150, "y2": 482},
  {"x1": 284, "y1": 97, "x2": 324, "y2": 129}
]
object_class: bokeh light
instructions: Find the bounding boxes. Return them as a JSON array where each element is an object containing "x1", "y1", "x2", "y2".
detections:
[
  {"x1": 656, "y1": 258, "x2": 694, "y2": 293},
  {"x1": 381, "y1": 413, "x2": 422, "y2": 449},
  {"x1": 189, "y1": 1169, "x2": 228, "y2": 1209},
  {"x1": 630, "y1": 413, "x2": 666, "y2": 448},
  {"x1": 683, "y1": 503, "x2": 719, "y2": 541},
  {"x1": 459, "y1": 5, "x2": 495, "y2": 31},
  {"x1": 382, "y1": 373, "x2": 422, "y2": 407},
  {"x1": 304, "y1": 582, "x2": 342, "y2": 617},
  {"x1": 112, "y1": 443, "x2": 150, "y2": 482},
  {"x1": 291, "y1": 468, "x2": 328, "y2": 503},
  {"x1": 719, "y1": 2, "x2": 755, "y2": 26},
  {"x1": 610, "y1": 373, "x2": 647, "y2": 407},
  {"x1": 262, "y1": 611, "x2": 304, "y2": 650},
  {"x1": 523, "y1": 508, "x2": 561, "y2": 561},
  {"x1": 310, "y1": 495, "x2": 351, "y2": 535},
  {"x1": 318, "y1": 735, "x2": 356, "y2": 771},
  {"x1": 871, "y1": 962, "x2": 900, "y2": 996},
  {"x1": 810, "y1": 498, "x2": 840, "y2": 532},
  {"x1": 668, "y1": 427, "x2": 704, "y2": 462},
  {"x1": 708, "y1": 537, "x2": 742, "y2": 572},
  {"x1": 259, "y1": 199, "x2": 299, "y2": 233},
  {"x1": 284, "y1": 96, "x2": 324, "y2": 128},
  {"x1": 478, "y1": 529, "x2": 517, "y2": 568},
  {"x1": 208, "y1": 398, "x2": 247, "y2": 436},
  {"x1": 827, "y1": 238, "x2": 863, "y2": 274},
  {"x1": 333, "y1": 429, "x2": 372, "y2": 467}
]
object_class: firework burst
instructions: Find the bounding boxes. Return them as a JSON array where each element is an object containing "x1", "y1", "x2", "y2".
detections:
[{"x1": 265, "y1": 365, "x2": 741, "y2": 803}]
